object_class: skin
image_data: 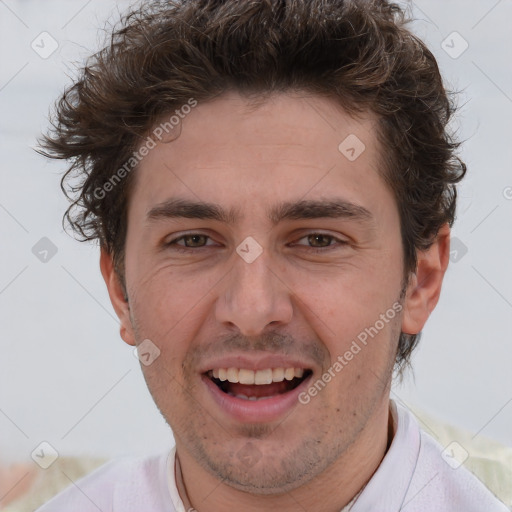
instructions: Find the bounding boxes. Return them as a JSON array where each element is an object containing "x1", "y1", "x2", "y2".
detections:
[{"x1": 100, "y1": 91, "x2": 450, "y2": 512}]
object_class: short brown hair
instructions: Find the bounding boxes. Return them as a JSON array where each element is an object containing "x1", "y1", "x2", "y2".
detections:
[{"x1": 39, "y1": 0, "x2": 466, "y2": 373}]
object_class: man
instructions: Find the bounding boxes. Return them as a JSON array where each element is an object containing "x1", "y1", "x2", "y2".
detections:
[{"x1": 36, "y1": 0, "x2": 509, "y2": 510}]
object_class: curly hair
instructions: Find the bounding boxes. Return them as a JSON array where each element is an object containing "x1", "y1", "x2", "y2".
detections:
[{"x1": 38, "y1": 0, "x2": 466, "y2": 374}]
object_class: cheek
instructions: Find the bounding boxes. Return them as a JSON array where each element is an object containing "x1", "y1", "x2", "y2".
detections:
[
  {"x1": 127, "y1": 264, "x2": 216, "y2": 362},
  {"x1": 129, "y1": 262, "x2": 199, "y2": 321},
  {"x1": 285, "y1": 266, "x2": 402, "y2": 395},
  {"x1": 290, "y1": 263, "x2": 400, "y2": 334}
]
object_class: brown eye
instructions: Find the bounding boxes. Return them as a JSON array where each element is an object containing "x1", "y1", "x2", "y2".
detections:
[
  {"x1": 307, "y1": 234, "x2": 334, "y2": 248},
  {"x1": 165, "y1": 233, "x2": 216, "y2": 252},
  {"x1": 179, "y1": 234, "x2": 209, "y2": 247},
  {"x1": 294, "y1": 233, "x2": 347, "y2": 251}
]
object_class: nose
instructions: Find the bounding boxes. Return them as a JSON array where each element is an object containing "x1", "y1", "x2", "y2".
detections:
[{"x1": 215, "y1": 247, "x2": 293, "y2": 337}]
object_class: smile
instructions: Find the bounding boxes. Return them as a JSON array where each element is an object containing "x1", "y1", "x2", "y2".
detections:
[
  {"x1": 207, "y1": 367, "x2": 312, "y2": 400},
  {"x1": 202, "y1": 366, "x2": 313, "y2": 423}
]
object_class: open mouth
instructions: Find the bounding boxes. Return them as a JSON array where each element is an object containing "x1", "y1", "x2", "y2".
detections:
[{"x1": 205, "y1": 367, "x2": 313, "y2": 401}]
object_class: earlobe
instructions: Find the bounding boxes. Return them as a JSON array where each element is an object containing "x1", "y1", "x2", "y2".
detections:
[
  {"x1": 99, "y1": 248, "x2": 136, "y2": 346},
  {"x1": 401, "y1": 224, "x2": 451, "y2": 335}
]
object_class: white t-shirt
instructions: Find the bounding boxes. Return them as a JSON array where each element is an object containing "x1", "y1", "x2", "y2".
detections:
[{"x1": 35, "y1": 401, "x2": 509, "y2": 511}]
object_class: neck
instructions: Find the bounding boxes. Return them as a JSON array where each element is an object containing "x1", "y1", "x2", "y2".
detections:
[{"x1": 175, "y1": 400, "x2": 394, "y2": 512}]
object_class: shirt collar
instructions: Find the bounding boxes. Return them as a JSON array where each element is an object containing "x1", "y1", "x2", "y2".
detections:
[
  {"x1": 167, "y1": 446, "x2": 188, "y2": 512},
  {"x1": 352, "y1": 399, "x2": 421, "y2": 511}
]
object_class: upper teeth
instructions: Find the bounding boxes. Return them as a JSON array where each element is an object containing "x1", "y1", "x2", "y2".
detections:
[{"x1": 210, "y1": 367, "x2": 305, "y2": 385}]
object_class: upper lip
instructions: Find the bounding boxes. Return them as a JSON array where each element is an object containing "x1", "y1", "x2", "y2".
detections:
[{"x1": 199, "y1": 353, "x2": 315, "y2": 374}]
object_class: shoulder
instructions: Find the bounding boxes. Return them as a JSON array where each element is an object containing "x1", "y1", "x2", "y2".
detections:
[
  {"x1": 405, "y1": 414, "x2": 509, "y2": 512},
  {"x1": 35, "y1": 450, "x2": 175, "y2": 512}
]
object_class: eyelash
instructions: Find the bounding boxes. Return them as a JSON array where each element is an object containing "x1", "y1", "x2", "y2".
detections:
[{"x1": 165, "y1": 232, "x2": 348, "y2": 254}]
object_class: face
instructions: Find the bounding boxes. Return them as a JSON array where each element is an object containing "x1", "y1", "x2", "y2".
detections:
[{"x1": 101, "y1": 91, "x2": 441, "y2": 494}]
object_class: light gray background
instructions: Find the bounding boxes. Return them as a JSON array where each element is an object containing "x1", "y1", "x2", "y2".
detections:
[{"x1": 1, "y1": 0, "x2": 511, "y2": 464}]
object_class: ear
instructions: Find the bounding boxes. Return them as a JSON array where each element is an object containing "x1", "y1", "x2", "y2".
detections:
[
  {"x1": 401, "y1": 223, "x2": 451, "y2": 335},
  {"x1": 100, "y1": 248, "x2": 136, "y2": 346}
]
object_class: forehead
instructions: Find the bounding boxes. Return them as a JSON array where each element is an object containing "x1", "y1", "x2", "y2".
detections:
[{"x1": 128, "y1": 91, "x2": 391, "y2": 225}]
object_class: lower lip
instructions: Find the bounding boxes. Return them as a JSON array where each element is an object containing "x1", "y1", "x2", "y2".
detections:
[{"x1": 201, "y1": 373, "x2": 312, "y2": 423}]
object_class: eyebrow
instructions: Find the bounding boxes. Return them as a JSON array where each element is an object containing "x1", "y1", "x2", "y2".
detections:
[{"x1": 146, "y1": 197, "x2": 374, "y2": 226}]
